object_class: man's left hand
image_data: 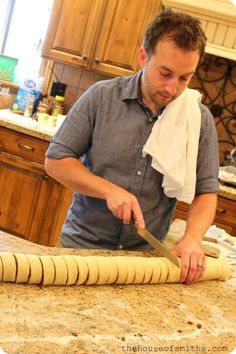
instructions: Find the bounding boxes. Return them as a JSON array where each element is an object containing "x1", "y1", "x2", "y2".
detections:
[{"x1": 172, "y1": 238, "x2": 206, "y2": 284}]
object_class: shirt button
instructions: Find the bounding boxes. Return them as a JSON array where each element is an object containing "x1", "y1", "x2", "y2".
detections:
[
  {"x1": 137, "y1": 170, "x2": 142, "y2": 176},
  {"x1": 118, "y1": 245, "x2": 123, "y2": 249},
  {"x1": 148, "y1": 117, "x2": 154, "y2": 123}
]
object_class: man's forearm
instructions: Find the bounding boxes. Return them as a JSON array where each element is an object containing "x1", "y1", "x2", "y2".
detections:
[
  {"x1": 45, "y1": 157, "x2": 117, "y2": 199},
  {"x1": 182, "y1": 193, "x2": 217, "y2": 243}
]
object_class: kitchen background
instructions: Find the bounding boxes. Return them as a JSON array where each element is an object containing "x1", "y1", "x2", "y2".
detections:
[
  {"x1": 1, "y1": 0, "x2": 235, "y2": 165},
  {"x1": 0, "y1": 0, "x2": 235, "y2": 246}
]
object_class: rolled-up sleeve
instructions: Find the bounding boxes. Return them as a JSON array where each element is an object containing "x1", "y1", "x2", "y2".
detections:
[
  {"x1": 46, "y1": 86, "x2": 97, "y2": 159},
  {"x1": 195, "y1": 104, "x2": 219, "y2": 194}
]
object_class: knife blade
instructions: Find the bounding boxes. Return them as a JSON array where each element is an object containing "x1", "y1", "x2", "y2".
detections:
[{"x1": 136, "y1": 227, "x2": 180, "y2": 268}]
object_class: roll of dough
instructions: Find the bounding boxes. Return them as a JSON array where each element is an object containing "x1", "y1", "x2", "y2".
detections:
[{"x1": 0, "y1": 252, "x2": 231, "y2": 286}]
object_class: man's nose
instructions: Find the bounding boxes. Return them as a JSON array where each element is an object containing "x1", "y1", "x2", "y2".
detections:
[{"x1": 164, "y1": 78, "x2": 178, "y2": 96}]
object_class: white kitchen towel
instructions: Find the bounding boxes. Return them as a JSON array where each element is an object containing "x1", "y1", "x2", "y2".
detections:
[{"x1": 143, "y1": 87, "x2": 202, "y2": 204}]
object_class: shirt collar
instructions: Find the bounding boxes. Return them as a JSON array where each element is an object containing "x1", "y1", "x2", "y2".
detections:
[{"x1": 120, "y1": 70, "x2": 143, "y2": 101}]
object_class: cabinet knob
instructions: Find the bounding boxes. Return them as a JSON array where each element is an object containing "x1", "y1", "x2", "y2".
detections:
[
  {"x1": 82, "y1": 54, "x2": 88, "y2": 61},
  {"x1": 94, "y1": 57, "x2": 100, "y2": 64}
]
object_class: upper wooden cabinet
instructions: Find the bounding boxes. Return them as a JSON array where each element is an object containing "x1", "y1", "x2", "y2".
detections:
[{"x1": 42, "y1": 0, "x2": 162, "y2": 76}]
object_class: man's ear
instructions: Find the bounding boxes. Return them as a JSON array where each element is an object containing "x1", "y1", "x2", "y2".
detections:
[{"x1": 138, "y1": 47, "x2": 148, "y2": 69}]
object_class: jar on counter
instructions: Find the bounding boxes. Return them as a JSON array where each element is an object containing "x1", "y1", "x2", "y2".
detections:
[
  {"x1": 36, "y1": 97, "x2": 52, "y2": 118},
  {"x1": 52, "y1": 95, "x2": 65, "y2": 116},
  {"x1": 24, "y1": 90, "x2": 36, "y2": 117}
]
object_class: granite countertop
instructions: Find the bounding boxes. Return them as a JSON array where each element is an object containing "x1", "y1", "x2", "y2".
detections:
[
  {"x1": 0, "y1": 230, "x2": 235, "y2": 354},
  {"x1": 0, "y1": 109, "x2": 55, "y2": 141}
]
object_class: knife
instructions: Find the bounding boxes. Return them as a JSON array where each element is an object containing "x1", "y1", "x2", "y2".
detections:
[{"x1": 136, "y1": 226, "x2": 180, "y2": 268}]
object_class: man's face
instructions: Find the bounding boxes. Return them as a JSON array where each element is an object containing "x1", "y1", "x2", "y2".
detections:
[{"x1": 139, "y1": 39, "x2": 200, "y2": 112}]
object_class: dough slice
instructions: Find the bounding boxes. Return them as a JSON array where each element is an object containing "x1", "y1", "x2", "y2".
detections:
[
  {"x1": 161, "y1": 257, "x2": 181, "y2": 283},
  {"x1": 94, "y1": 257, "x2": 110, "y2": 285},
  {"x1": 39, "y1": 256, "x2": 55, "y2": 286},
  {"x1": 50, "y1": 256, "x2": 68, "y2": 286},
  {"x1": 73, "y1": 256, "x2": 89, "y2": 285},
  {"x1": 124, "y1": 258, "x2": 136, "y2": 284},
  {"x1": 131, "y1": 257, "x2": 145, "y2": 284},
  {"x1": 27, "y1": 254, "x2": 43, "y2": 284},
  {"x1": 62, "y1": 255, "x2": 78, "y2": 285},
  {"x1": 154, "y1": 257, "x2": 169, "y2": 283},
  {"x1": 140, "y1": 258, "x2": 154, "y2": 284},
  {"x1": 84, "y1": 257, "x2": 99, "y2": 285},
  {"x1": 106, "y1": 257, "x2": 118, "y2": 284},
  {"x1": 114, "y1": 256, "x2": 128, "y2": 284},
  {"x1": 0, "y1": 252, "x2": 17, "y2": 282},
  {"x1": 14, "y1": 253, "x2": 30, "y2": 283},
  {"x1": 0, "y1": 254, "x2": 3, "y2": 281},
  {"x1": 149, "y1": 258, "x2": 161, "y2": 284}
]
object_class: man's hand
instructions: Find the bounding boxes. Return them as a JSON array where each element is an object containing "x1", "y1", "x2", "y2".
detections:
[
  {"x1": 105, "y1": 187, "x2": 145, "y2": 229},
  {"x1": 172, "y1": 238, "x2": 206, "y2": 284}
]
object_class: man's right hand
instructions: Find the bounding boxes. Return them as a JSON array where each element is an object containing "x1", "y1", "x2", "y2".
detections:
[{"x1": 105, "y1": 187, "x2": 145, "y2": 229}]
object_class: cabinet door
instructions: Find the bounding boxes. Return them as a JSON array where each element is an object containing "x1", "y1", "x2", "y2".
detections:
[
  {"x1": 90, "y1": 0, "x2": 162, "y2": 76},
  {"x1": 42, "y1": 0, "x2": 106, "y2": 67},
  {"x1": 0, "y1": 152, "x2": 49, "y2": 243}
]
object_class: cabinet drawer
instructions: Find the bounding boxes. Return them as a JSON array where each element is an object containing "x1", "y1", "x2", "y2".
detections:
[
  {"x1": 215, "y1": 197, "x2": 236, "y2": 226},
  {"x1": 0, "y1": 127, "x2": 49, "y2": 164}
]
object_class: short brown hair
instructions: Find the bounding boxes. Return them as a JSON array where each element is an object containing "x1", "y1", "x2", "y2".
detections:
[{"x1": 143, "y1": 7, "x2": 207, "y2": 63}]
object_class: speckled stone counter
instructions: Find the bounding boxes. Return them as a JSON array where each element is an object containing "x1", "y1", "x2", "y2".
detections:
[
  {"x1": 0, "y1": 109, "x2": 54, "y2": 141},
  {"x1": 0, "y1": 231, "x2": 235, "y2": 354}
]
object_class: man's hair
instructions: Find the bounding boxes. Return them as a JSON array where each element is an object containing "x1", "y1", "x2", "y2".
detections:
[{"x1": 143, "y1": 7, "x2": 207, "y2": 63}]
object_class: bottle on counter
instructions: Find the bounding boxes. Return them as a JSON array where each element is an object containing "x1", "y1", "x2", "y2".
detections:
[
  {"x1": 24, "y1": 90, "x2": 36, "y2": 117},
  {"x1": 51, "y1": 95, "x2": 65, "y2": 117},
  {"x1": 36, "y1": 97, "x2": 52, "y2": 118}
]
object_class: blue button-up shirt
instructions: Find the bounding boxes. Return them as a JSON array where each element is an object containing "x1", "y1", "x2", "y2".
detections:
[{"x1": 46, "y1": 71, "x2": 219, "y2": 250}]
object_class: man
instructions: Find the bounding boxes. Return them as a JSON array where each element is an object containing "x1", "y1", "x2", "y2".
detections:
[{"x1": 45, "y1": 8, "x2": 219, "y2": 285}]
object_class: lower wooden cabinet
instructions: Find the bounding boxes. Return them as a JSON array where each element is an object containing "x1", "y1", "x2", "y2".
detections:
[
  {"x1": 0, "y1": 126, "x2": 73, "y2": 246},
  {"x1": 174, "y1": 195, "x2": 236, "y2": 236}
]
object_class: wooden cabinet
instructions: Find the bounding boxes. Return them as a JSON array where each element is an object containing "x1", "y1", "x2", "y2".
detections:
[
  {"x1": 42, "y1": 0, "x2": 162, "y2": 76},
  {"x1": 0, "y1": 126, "x2": 73, "y2": 246},
  {"x1": 174, "y1": 196, "x2": 236, "y2": 236}
]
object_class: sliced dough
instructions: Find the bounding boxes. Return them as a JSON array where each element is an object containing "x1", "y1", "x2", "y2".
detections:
[
  {"x1": 0, "y1": 255, "x2": 3, "y2": 281},
  {"x1": 94, "y1": 257, "x2": 110, "y2": 285},
  {"x1": 161, "y1": 258, "x2": 181, "y2": 283},
  {"x1": 73, "y1": 256, "x2": 89, "y2": 285},
  {"x1": 154, "y1": 257, "x2": 169, "y2": 283},
  {"x1": 84, "y1": 257, "x2": 99, "y2": 285},
  {"x1": 131, "y1": 257, "x2": 145, "y2": 284},
  {"x1": 62, "y1": 255, "x2": 78, "y2": 285},
  {"x1": 140, "y1": 258, "x2": 154, "y2": 284},
  {"x1": 149, "y1": 258, "x2": 161, "y2": 284},
  {"x1": 27, "y1": 254, "x2": 43, "y2": 284},
  {"x1": 106, "y1": 257, "x2": 118, "y2": 284},
  {"x1": 14, "y1": 253, "x2": 30, "y2": 283},
  {"x1": 39, "y1": 256, "x2": 55, "y2": 286},
  {"x1": 124, "y1": 258, "x2": 136, "y2": 284},
  {"x1": 50, "y1": 256, "x2": 67, "y2": 286},
  {"x1": 114, "y1": 256, "x2": 128, "y2": 284},
  {"x1": 0, "y1": 252, "x2": 17, "y2": 282}
]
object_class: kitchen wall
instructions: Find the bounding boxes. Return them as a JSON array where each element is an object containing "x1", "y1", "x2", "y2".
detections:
[
  {"x1": 47, "y1": 62, "x2": 110, "y2": 113},
  {"x1": 47, "y1": 54, "x2": 235, "y2": 165}
]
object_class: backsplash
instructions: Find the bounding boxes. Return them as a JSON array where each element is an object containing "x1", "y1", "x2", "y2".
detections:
[
  {"x1": 189, "y1": 54, "x2": 235, "y2": 165},
  {"x1": 48, "y1": 54, "x2": 235, "y2": 166}
]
